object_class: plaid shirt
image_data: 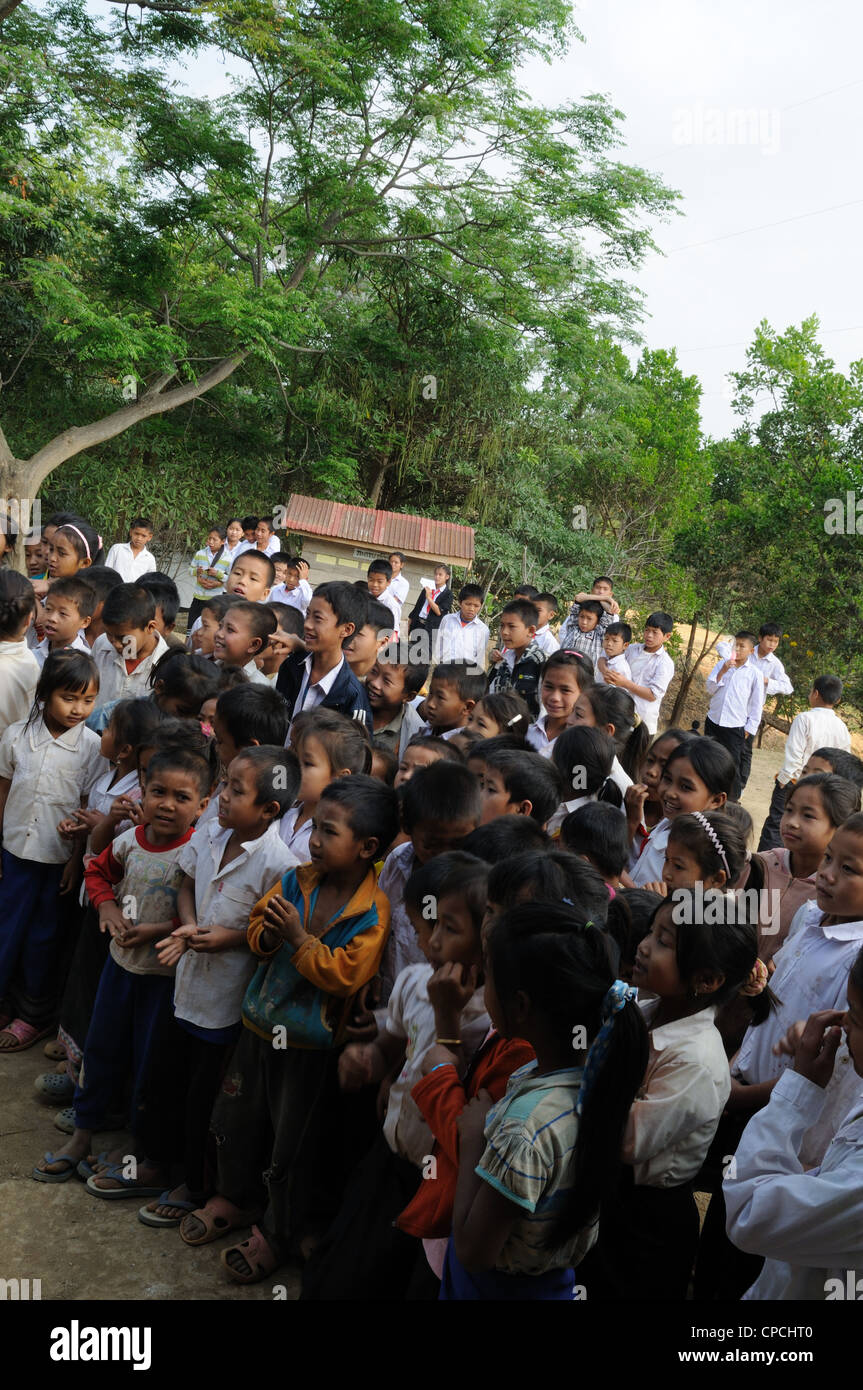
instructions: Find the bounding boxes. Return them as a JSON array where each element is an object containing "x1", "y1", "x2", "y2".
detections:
[
  {"x1": 558, "y1": 603, "x2": 614, "y2": 658},
  {"x1": 487, "y1": 641, "x2": 546, "y2": 717}
]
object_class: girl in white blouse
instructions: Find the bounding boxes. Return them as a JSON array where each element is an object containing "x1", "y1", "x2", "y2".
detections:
[{"x1": 0, "y1": 572, "x2": 39, "y2": 738}]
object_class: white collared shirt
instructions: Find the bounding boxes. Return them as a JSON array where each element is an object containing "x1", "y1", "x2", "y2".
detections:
[
  {"x1": 706, "y1": 658, "x2": 765, "y2": 736},
  {"x1": 277, "y1": 802, "x2": 314, "y2": 861},
  {"x1": 389, "y1": 572, "x2": 409, "y2": 607},
  {"x1": 173, "y1": 820, "x2": 298, "y2": 1030},
  {"x1": 105, "y1": 542, "x2": 157, "y2": 583},
  {"x1": 526, "y1": 715, "x2": 557, "y2": 759},
  {"x1": 373, "y1": 586, "x2": 401, "y2": 634},
  {"x1": 0, "y1": 713, "x2": 105, "y2": 862},
  {"x1": 268, "y1": 583, "x2": 308, "y2": 614},
  {"x1": 628, "y1": 816, "x2": 671, "y2": 885},
  {"x1": 594, "y1": 650, "x2": 632, "y2": 686},
  {"x1": 776, "y1": 706, "x2": 852, "y2": 785},
  {"x1": 298, "y1": 578, "x2": 313, "y2": 606},
  {"x1": 626, "y1": 644, "x2": 675, "y2": 735},
  {"x1": 717, "y1": 639, "x2": 795, "y2": 699},
  {"x1": 623, "y1": 1000, "x2": 730, "y2": 1186},
  {"x1": 90, "y1": 630, "x2": 169, "y2": 707},
  {"x1": 34, "y1": 631, "x2": 91, "y2": 669},
  {"x1": 294, "y1": 652, "x2": 345, "y2": 713},
  {"x1": 0, "y1": 639, "x2": 40, "y2": 736},
  {"x1": 435, "y1": 611, "x2": 490, "y2": 668},
  {"x1": 241, "y1": 658, "x2": 270, "y2": 686},
  {"x1": 533, "y1": 624, "x2": 560, "y2": 656}
]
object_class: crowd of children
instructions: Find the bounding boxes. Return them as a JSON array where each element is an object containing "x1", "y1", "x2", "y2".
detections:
[{"x1": 1, "y1": 509, "x2": 862, "y2": 1303}]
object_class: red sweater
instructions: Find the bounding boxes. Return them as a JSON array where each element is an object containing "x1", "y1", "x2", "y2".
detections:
[{"x1": 396, "y1": 1031, "x2": 534, "y2": 1239}]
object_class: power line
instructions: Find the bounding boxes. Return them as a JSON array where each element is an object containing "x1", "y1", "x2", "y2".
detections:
[
  {"x1": 678, "y1": 324, "x2": 863, "y2": 353},
  {"x1": 666, "y1": 196, "x2": 863, "y2": 253},
  {"x1": 782, "y1": 77, "x2": 863, "y2": 112}
]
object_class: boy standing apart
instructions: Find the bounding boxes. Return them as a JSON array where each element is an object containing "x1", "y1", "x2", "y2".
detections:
[
  {"x1": 366, "y1": 560, "x2": 400, "y2": 637},
  {"x1": 704, "y1": 630, "x2": 765, "y2": 800},
  {"x1": 277, "y1": 581, "x2": 373, "y2": 729},
  {"x1": 105, "y1": 518, "x2": 157, "y2": 584},
  {"x1": 436, "y1": 584, "x2": 490, "y2": 670},
  {"x1": 606, "y1": 610, "x2": 675, "y2": 736},
  {"x1": 757, "y1": 674, "x2": 852, "y2": 851},
  {"x1": 388, "y1": 552, "x2": 410, "y2": 611},
  {"x1": 486, "y1": 599, "x2": 546, "y2": 718}
]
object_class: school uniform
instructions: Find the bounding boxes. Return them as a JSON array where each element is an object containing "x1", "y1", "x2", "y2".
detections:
[
  {"x1": 277, "y1": 803, "x2": 314, "y2": 862},
  {"x1": 626, "y1": 644, "x2": 675, "y2": 736},
  {"x1": 276, "y1": 650, "x2": 373, "y2": 730},
  {"x1": 408, "y1": 585, "x2": 453, "y2": 649},
  {"x1": 33, "y1": 631, "x2": 92, "y2": 669},
  {"x1": 90, "y1": 630, "x2": 170, "y2": 707},
  {"x1": 0, "y1": 639, "x2": 39, "y2": 736},
  {"x1": 487, "y1": 640, "x2": 546, "y2": 718},
  {"x1": 758, "y1": 706, "x2": 851, "y2": 851},
  {"x1": 533, "y1": 624, "x2": 560, "y2": 656},
  {"x1": 526, "y1": 715, "x2": 558, "y2": 759},
  {"x1": 705, "y1": 658, "x2": 765, "y2": 800},
  {"x1": 389, "y1": 572, "x2": 410, "y2": 609},
  {"x1": 594, "y1": 651, "x2": 632, "y2": 686},
  {"x1": 435, "y1": 611, "x2": 490, "y2": 669},
  {"x1": 627, "y1": 816, "x2": 671, "y2": 886},
  {"x1": 268, "y1": 582, "x2": 308, "y2": 614},
  {"x1": 717, "y1": 644, "x2": 794, "y2": 794},
  {"x1": 105, "y1": 542, "x2": 157, "y2": 583},
  {"x1": 372, "y1": 586, "x2": 401, "y2": 637}
]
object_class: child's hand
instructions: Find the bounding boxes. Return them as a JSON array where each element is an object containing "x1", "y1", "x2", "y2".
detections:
[
  {"x1": 98, "y1": 901, "x2": 129, "y2": 938},
  {"x1": 188, "y1": 924, "x2": 238, "y2": 953},
  {"x1": 642, "y1": 880, "x2": 668, "y2": 897},
  {"x1": 263, "y1": 895, "x2": 305, "y2": 948},
  {"x1": 624, "y1": 783, "x2": 649, "y2": 824},
  {"x1": 792, "y1": 1010, "x2": 845, "y2": 1088},
  {"x1": 115, "y1": 922, "x2": 163, "y2": 949},
  {"x1": 603, "y1": 667, "x2": 624, "y2": 687},
  {"x1": 58, "y1": 815, "x2": 88, "y2": 840},
  {"x1": 428, "y1": 961, "x2": 478, "y2": 1020},
  {"x1": 344, "y1": 979, "x2": 381, "y2": 1041},
  {"x1": 59, "y1": 859, "x2": 81, "y2": 895},
  {"x1": 488, "y1": 648, "x2": 503, "y2": 665},
  {"x1": 155, "y1": 934, "x2": 188, "y2": 967},
  {"x1": 457, "y1": 1089, "x2": 494, "y2": 1146},
  {"x1": 338, "y1": 1043, "x2": 377, "y2": 1092},
  {"x1": 772, "y1": 1018, "x2": 806, "y2": 1059}
]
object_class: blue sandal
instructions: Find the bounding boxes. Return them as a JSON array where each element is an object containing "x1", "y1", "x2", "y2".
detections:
[
  {"x1": 32, "y1": 1152, "x2": 79, "y2": 1183},
  {"x1": 86, "y1": 1166, "x2": 166, "y2": 1200},
  {"x1": 138, "y1": 1191, "x2": 201, "y2": 1228}
]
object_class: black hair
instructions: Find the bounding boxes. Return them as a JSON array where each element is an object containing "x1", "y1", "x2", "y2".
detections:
[
  {"x1": 433, "y1": 562, "x2": 452, "y2": 579},
  {"x1": 735, "y1": 629, "x2": 758, "y2": 647},
  {"x1": 513, "y1": 584, "x2": 540, "y2": 599},
  {"x1": 45, "y1": 576, "x2": 96, "y2": 619},
  {"x1": 312, "y1": 581, "x2": 371, "y2": 645},
  {"x1": 367, "y1": 558, "x2": 393, "y2": 581},
  {"x1": 202, "y1": 593, "x2": 244, "y2": 624},
  {"x1": 130, "y1": 516, "x2": 154, "y2": 533},
  {"x1": 388, "y1": 551, "x2": 407, "y2": 565},
  {"x1": 364, "y1": 598, "x2": 395, "y2": 635},
  {"x1": 137, "y1": 572, "x2": 180, "y2": 628},
  {"x1": 215, "y1": 683, "x2": 290, "y2": 747},
  {"x1": 317, "y1": 774, "x2": 400, "y2": 850},
  {"x1": 222, "y1": 599, "x2": 277, "y2": 648},
  {"x1": 102, "y1": 584, "x2": 156, "y2": 630},
  {"x1": 44, "y1": 511, "x2": 83, "y2": 532},
  {"x1": 561, "y1": 801, "x2": 631, "y2": 880},
  {"x1": 149, "y1": 649, "x2": 222, "y2": 714},
  {"x1": 230, "y1": 744, "x2": 300, "y2": 815},
  {"x1": 609, "y1": 889, "x2": 664, "y2": 981},
  {"x1": 401, "y1": 760, "x2": 481, "y2": 832},
  {"x1": 534, "y1": 592, "x2": 558, "y2": 612},
  {"x1": 850, "y1": 945, "x2": 863, "y2": 996},
  {"x1": 401, "y1": 733, "x2": 465, "y2": 764},
  {"x1": 231, "y1": 549, "x2": 276, "y2": 586},
  {"x1": 213, "y1": 665, "x2": 250, "y2": 691},
  {"x1": 55, "y1": 520, "x2": 104, "y2": 565},
  {"x1": 810, "y1": 748, "x2": 863, "y2": 790},
  {"x1": 480, "y1": 745, "x2": 564, "y2": 825},
  {"x1": 663, "y1": 737, "x2": 736, "y2": 802},
  {"x1": 241, "y1": 516, "x2": 259, "y2": 531},
  {"x1": 377, "y1": 641, "x2": 429, "y2": 696},
  {"x1": 267, "y1": 602, "x2": 305, "y2": 639},
  {"x1": 551, "y1": 726, "x2": 622, "y2": 808},
  {"x1": 459, "y1": 815, "x2": 549, "y2": 863},
  {"x1": 447, "y1": 728, "x2": 484, "y2": 756},
  {"x1": 759, "y1": 622, "x2": 782, "y2": 638},
  {"x1": 657, "y1": 891, "x2": 778, "y2": 1026},
  {"x1": 296, "y1": 707, "x2": 372, "y2": 775},
  {"x1": 272, "y1": 551, "x2": 296, "y2": 568},
  {"x1": 577, "y1": 599, "x2": 604, "y2": 621},
  {"x1": 667, "y1": 810, "x2": 748, "y2": 886},
  {"x1": 0, "y1": 571, "x2": 37, "y2": 638},
  {"x1": 592, "y1": 576, "x2": 613, "y2": 589},
  {"x1": 148, "y1": 716, "x2": 215, "y2": 773},
  {"x1": 429, "y1": 661, "x2": 488, "y2": 704},
  {"x1": 501, "y1": 597, "x2": 539, "y2": 628},
  {"x1": 721, "y1": 799, "x2": 754, "y2": 851},
  {"x1": 108, "y1": 697, "x2": 164, "y2": 752},
  {"x1": 577, "y1": 684, "x2": 650, "y2": 781},
  {"x1": 486, "y1": 902, "x2": 648, "y2": 1236},
  {"x1": 145, "y1": 747, "x2": 213, "y2": 798},
  {"x1": 29, "y1": 648, "x2": 99, "y2": 727},
  {"x1": 542, "y1": 649, "x2": 594, "y2": 691},
  {"x1": 404, "y1": 855, "x2": 461, "y2": 916},
  {"x1": 604, "y1": 621, "x2": 632, "y2": 644},
  {"x1": 645, "y1": 611, "x2": 673, "y2": 634},
  {"x1": 75, "y1": 565, "x2": 122, "y2": 606},
  {"x1": 371, "y1": 741, "x2": 398, "y2": 786},
  {"x1": 435, "y1": 852, "x2": 490, "y2": 937},
  {"x1": 458, "y1": 583, "x2": 484, "y2": 602},
  {"x1": 471, "y1": 692, "x2": 531, "y2": 740},
  {"x1": 784, "y1": 772, "x2": 861, "y2": 827},
  {"x1": 256, "y1": 516, "x2": 274, "y2": 534},
  {"x1": 488, "y1": 849, "x2": 609, "y2": 927},
  {"x1": 812, "y1": 674, "x2": 843, "y2": 706}
]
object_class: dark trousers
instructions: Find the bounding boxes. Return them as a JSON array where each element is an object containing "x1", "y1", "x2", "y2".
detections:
[
  {"x1": 576, "y1": 1169, "x2": 699, "y2": 1301},
  {"x1": 758, "y1": 778, "x2": 789, "y2": 852},
  {"x1": 692, "y1": 1110, "x2": 765, "y2": 1301},
  {"x1": 74, "y1": 955, "x2": 175, "y2": 1133},
  {"x1": 58, "y1": 904, "x2": 111, "y2": 1065},
  {"x1": 738, "y1": 728, "x2": 754, "y2": 794},
  {"x1": 704, "y1": 718, "x2": 746, "y2": 800},
  {"x1": 186, "y1": 597, "x2": 205, "y2": 628},
  {"x1": 0, "y1": 851, "x2": 64, "y2": 1023}
]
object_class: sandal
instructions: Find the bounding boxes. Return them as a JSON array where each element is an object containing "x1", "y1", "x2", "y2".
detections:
[
  {"x1": 138, "y1": 1191, "x2": 201, "y2": 1229},
  {"x1": 179, "y1": 1195, "x2": 263, "y2": 1247},
  {"x1": 43, "y1": 1038, "x2": 67, "y2": 1061},
  {"x1": 0, "y1": 1020, "x2": 52, "y2": 1053},
  {"x1": 85, "y1": 1166, "x2": 167, "y2": 1200},
  {"x1": 53, "y1": 1107, "x2": 76, "y2": 1134},
  {"x1": 34, "y1": 1071, "x2": 76, "y2": 1100},
  {"x1": 76, "y1": 1151, "x2": 113, "y2": 1181},
  {"x1": 32, "y1": 1151, "x2": 79, "y2": 1184},
  {"x1": 220, "y1": 1224, "x2": 279, "y2": 1284}
]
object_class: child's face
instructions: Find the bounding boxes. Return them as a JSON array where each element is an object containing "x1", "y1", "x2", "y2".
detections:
[
  {"x1": 218, "y1": 756, "x2": 273, "y2": 835},
  {"x1": 47, "y1": 533, "x2": 85, "y2": 579},
  {"x1": 476, "y1": 764, "x2": 516, "y2": 824},
  {"x1": 603, "y1": 631, "x2": 626, "y2": 658},
  {"x1": 410, "y1": 815, "x2": 477, "y2": 864},
  {"x1": 662, "y1": 838, "x2": 724, "y2": 894},
  {"x1": 214, "y1": 611, "x2": 260, "y2": 666},
  {"x1": 534, "y1": 601, "x2": 555, "y2": 628},
  {"x1": 196, "y1": 607, "x2": 220, "y2": 656},
  {"x1": 631, "y1": 904, "x2": 684, "y2": 998},
  {"x1": 130, "y1": 526, "x2": 153, "y2": 552},
  {"x1": 367, "y1": 660, "x2": 408, "y2": 712},
  {"x1": 498, "y1": 614, "x2": 534, "y2": 651},
  {"x1": 642, "y1": 734, "x2": 683, "y2": 798},
  {"x1": 227, "y1": 556, "x2": 271, "y2": 601},
  {"x1": 255, "y1": 522, "x2": 273, "y2": 548},
  {"x1": 304, "y1": 596, "x2": 351, "y2": 654},
  {"x1": 659, "y1": 756, "x2": 725, "y2": 821},
  {"x1": 643, "y1": 624, "x2": 669, "y2": 652},
  {"x1": 458, "y1": 596, "x2": 482, "y2": 622},
  {"x1": 758, "y1": 633, "x2": 780, "y2": 655},
  {"x1": 25, "y1": 539, "x2": 46, "y2": 576},
  {"x1": 298, "y1": 733, "x2": 334, "y2": 806},
  {"x1": 243, "y1": 525, "x2": 257, "y2": 542},
  {"x1": 591, "y1": 580, "x2": 613, "y2": 600},
  {"x1": 394, "y1": 743, "x2": 442, "y2": 787},
  {"x1": 273, "y1": 562, "x2": 288, "y2": 585},
  {"x1": 212, "y1": 711, "x2": 242, "y2": 771},
  {"x1": 733, "y1": 638, "x2": 755, "y2": 664},
  {"x1": 424, "y1": 676, "x2": 470, "y2": 731},
  {"x1": 466, "y1": 703, "x2": 502, "y2": 738},
  {"x1": 100, "y1": 720, "x2": 124, "y2": 763},
  {"x1": 406, "y1": 902, "x2": 435, "y2": 963},
  {"x1": 43, "y1": 592, "x2": 89, "y2": 646},
  {"x1": 45, "y1": 680, "x2": 99, "y2": 731},
  {"x1": 843, "y1": 979, "x2": 863, "y2": 1077},
  {"x1": 816, "y1": 827, "x2": 863, "y2": 919},
  {"x1": 781, "y1": 786, "x2": 832, "y2": 864},
  {"x1": 103, "y1": 620, "x2": 158, "y2": 662},
  {"x1": 426, "y1": 890, "x2": 481, "y2": 971},
  {"x1": 389, "y1": 554, "x2": 403, "y2": 577},
  {"x1": 282, "y1": 567, "x2": 300, "y2": 591},
  {"x1": 540, "y1": 668, "x2": 580, "y2": 722},
  {"x1": 576, "y1": 609, "x2": 599, "y2": 633},
  {"x1": 142, "y1": 767, "x2": 208, "y2": 840},
  {"x1": 151, "y1": 604, "x2": 173, "y2": 638},
  {"x1": 570, "y1": 692, "x2": 595, "y2": 728},
  {"x1": 433, "y1": 567, "x2": 449, "y2": 588},
  {"x1": 308, "y1": 798, "x2": 373, "y2": 874},
  {"x1": 227, "y1": 522, "x2": 244, "y2": 546},
  {"x1": 207, "y1": 530, "x2": 223, "y2": 553},
  {"x1": 366, "y1": 571, "x2": 389, "y2": 598},
  {"x1": 345, "y1": 622, "x2": 383, "y2": 672},
  {"x1": 801, "y1": 754, "x2": 834, "y2": 777}
]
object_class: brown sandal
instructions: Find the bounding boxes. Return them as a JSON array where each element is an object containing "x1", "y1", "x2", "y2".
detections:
[{"x1": 179, "y1": 1195, "x2": 262, "y2": 1247}]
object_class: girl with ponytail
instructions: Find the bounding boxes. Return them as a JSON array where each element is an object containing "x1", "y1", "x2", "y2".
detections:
[
  {"x1": 0, "y1": 572, "x2": 39, "y2": 735},
  {"x1": 447, "y1": 900, "x2": 648, "y2": 1299}
]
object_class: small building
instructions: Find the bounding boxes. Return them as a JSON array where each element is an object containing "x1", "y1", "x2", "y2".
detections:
[{"x1": 280, "y1": 494, "x2": 475, "y2": 614}]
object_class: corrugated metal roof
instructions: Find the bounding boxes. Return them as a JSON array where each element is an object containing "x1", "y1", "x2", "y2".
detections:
[{"x1": 283, "y1": 494, "x2": 475, "y2": 563}]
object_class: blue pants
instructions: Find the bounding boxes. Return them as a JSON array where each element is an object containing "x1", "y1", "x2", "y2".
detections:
[
  {"x1": 0, "y1": 850, "x2": 64, "y2": 1019},
  {"x1": 439, "y1": 1237, "x2": 575, "y2": 1300},
  {"x1": 74, "y1": 954, "x2": 175, "y2": 1134}
]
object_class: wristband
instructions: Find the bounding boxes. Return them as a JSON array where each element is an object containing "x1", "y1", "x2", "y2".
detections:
[
  {"x1": 435, "y1": 1038, "x2": 462, "y2": 1046},
  {"x1": 429, "y1": 1062, "x2": 456, "y2": 1073}
]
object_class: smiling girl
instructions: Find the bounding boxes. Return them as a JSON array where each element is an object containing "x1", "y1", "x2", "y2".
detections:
[{"x1": 627, "y1": 738, "x2": 735, "y2": 889}]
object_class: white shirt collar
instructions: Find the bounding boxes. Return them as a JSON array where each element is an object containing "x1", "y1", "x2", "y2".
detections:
[
  {"x1": 642, "y1": 1000, "x2": 719, "y2": 1051},
  {"x1": 303, "y1": 651, "x2": 344, "y2": 697}
]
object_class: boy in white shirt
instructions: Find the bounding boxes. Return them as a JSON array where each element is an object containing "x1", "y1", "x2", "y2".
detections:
[
  {"x1": 607, "y1": 610, "x2": 675, "y2": 736},
  {"x1": 90, "y1": 583, "x2": 169, "y2": 712},
  {"x1": 366, "y1": 559, "x2": 400, "y2": 636},
  {"x1": 435, "y1": 583, "x2": 490, "y2": 671},
  {"x1": 758, "y1": 674, "x2": 852, "y2": 851},
  {"x1": 705, "y1": 629, "x2": 765, "y2": 800},
  {"x1": 388, "y1": 551, "x2": 410, "y2": 609},
  {"x1": 268, "y1": 556, "x2": 309, "y2": 614},
  {"x1": 105, "y1": 518, "x2": 157, "y2": 584},
  {"x1": 595, "y1": 621, "x2": 632, "y2": 686},
  {"x1": 532, "y1": 592, "x2": 560, "y2": 656}
]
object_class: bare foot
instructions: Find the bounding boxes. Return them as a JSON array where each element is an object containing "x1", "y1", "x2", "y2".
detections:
[
  {"x1": 143, "y1": 1184, "x2": 198, "y2": 1221},
  {"x1": 34, "y1": 1128, "x2": 93, "y2": 1174}
]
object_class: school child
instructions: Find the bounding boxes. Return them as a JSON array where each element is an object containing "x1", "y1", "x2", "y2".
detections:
[
  {"x1": 280, "y1": 710, "x2": 370, "y2": 861},
  {"x1": 704, "y1": 630, "x2": 765, "y2": 800},
  {"x1": 595, "y1": 621, "x2": 632, "y2": 687},
  {"x1": 270, "y1": 553, "x2": 290, "y2": 587},
  {"x1": 0, "y1": 651, "x2": 104, "y2": 1052},
  {"x1": 212, "y1": 599, "x2": 275, "y2": 685},
  {"x1": 724, "y1": 951, "x2": 863, "y2": 1300},
  {"x1": 436, "y1": 584, "x2": 490, "y2": 670},
  {"x1": 486, "y1": 600, "x2": 546, "y2": 717},
  {"x1": 378, "y1": 762, "x2": 482, "y2": 1002},
  {"x1": 137, "y1": 572, "x2": 181, "y2": 645},
  {"x1": 205, "y1": 683, "x2": 292, "y2": 832},
  {"x1": 366, "y1": 641, "x2": 429, "y2": 755},
  {"x1": 512, "y1": 584, "x2": 539, "y2": 600},
  {"x1": 24, "y1": 534, "x2": 48, "y2": 580},
  {"x1": 485, "y1": 849, "x2": 610, "y2": 929},
  {"x1": 150, "y1": 649, "x2": 222, "y2": 719},
  {"x1": 532, "y1": 593, "x2": 560, "y2": 656},
  {"x1": 560, "y1": 800, "x2": 632, "y2": 893},
  {"x1": 624, "y1": 727, "x2": 692, "y2": 863},
  {"x1": 239, "y1": 515, "x2": 258, "y2": 546},
  {"x1": 547, "y1": 725, "x2": 622, "y2": 833},
  {"x1": 129, "y1": 747, "x2": 301, "y2": 1227},
  {"x1": 189, "y1": 594, "x2": 243, "y2": 657},
  {"x1": 249, "y1": 517, "x2": 280, "y2": 557},
  {"x1": 802, "y1": 745, "x2": 863, "y2": 788},
  {"x1": 557, "y1": 599, "x2": 606, "y2": 667},
  {"x1": 370, "y1": 741, "x2": 398, "y2": 785},
  {"x1": 222, "y1": 519, "x2": 246, "y2": 570},
  {"x1": 345, "y1": 599, "x2": 395, "y2": 679},
  {"x1": 461, "y1": 816, "x2": 549, "y2": 863},
  {"x1": 46, "y1": 519, "x2": 104, "y2": 578},
  {"x1": 466, "y1": 692, "x2": 531, "y2": 742},
  {"x1": 394, "y1": 733, "x2": 464, "y2": 787},
  {"x1": 105, "y1": 518, "x2": 157, "y2": 584},
  {"x1": 660, "y1": 809, "x2": 748, "y2": 897},
  {"x1": 366, "y1": 559, "x2": 400, "y2": 634},
  {"x1": 32, "y1": 578, "x2": 94, "y2": 667},
  {"x1": 408, "y1": 563, "x2": 453, "y2": 649},
  {"x1": 77, "y1": 565, "x2": 122, "y2": 647},
  {"x1": 586, "y1": 890, "x2": 774, "y2": 1301},
  {"x1": 470, "y1": 740, "x2": 563, "y2": 828},
  {"x1": 224, "y1": 549, "x2": 275, "y2": 602},
  {"x1": 188, "y1": 525, "x2": 231, "y2": 626},
  {"x1": 259, "y1": 603, "x2": 305, "y2": 681},
  {"x1": 277, "y1": 581, "x2": 373, "y2": 729},
  {"x1": 388, "y1": 551, "x2": 410, "y2": 610},
  {"x1": 32, "y1": 747, "x2": 213, "y2": 1185},
  {"x1": 731, "y1": 622, "x2": 794, "y2": 795},
  {"x1": 268, "y1": 556, "x2": 309, "y2": 613},
  {"x1": 525, "y1": 651, "x2": 592, "y2": 758},
  {"x1": 446, "y1": 899, "x2": 648, "y2": 1299},
  {"x1": 604, "y1": 611, "x2": 675, "y2": 736},
  {"x1": 557, "y1": 576, "x2": 620, "y2": 650},
  {"x1": 571, "y1": 683, "x2": 649, "y2": 791},
  {"x1": 177, "y1": 776, "x2": 399, "y2": 1279},
  {"x1": 301, "y1": 853, "x2": 492, "y2": 1298},
  {"x1": 627, "y1": 737, "x2": 735, "y2": 889},
  {"x1": 758, "y1": 675, "x2": 852, "y2": 851},
  {"x1": 89, "y1": 584, "x2": 169, "y2": 712},
  {"x1": 0, "y1": 572, "x2": 39, "y2": 735},
  {"x1": 423, "y1": 661, "x2": 487, "y2": 738}
]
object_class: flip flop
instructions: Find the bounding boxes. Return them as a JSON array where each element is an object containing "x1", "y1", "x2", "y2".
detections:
[
  {"x1": 76, "y1": 1151, "x2": 113, "y2": 1182},
  {"x1": 220, "y1": 1224, "x2": 279, "y2": 1284},
  {"x1": 138, "y1": 1191, "x2": 201, "y2": 1228},
  {"x1": 32, "y1": 1152, "x2": 79, "y2": 1183},
  {"x1": 85, "y1": 1166, "x2": 166, "y2": 1200},
  {"x1": 179, "y1": 1195, "x2": 263, "y2": 1247},
  {"x1": 34, "y1": 1071, "x2": 75, "y2": 1100},
  {"x1": 0, "y1": 1020, "x2": 52, "y2": 1053}
]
